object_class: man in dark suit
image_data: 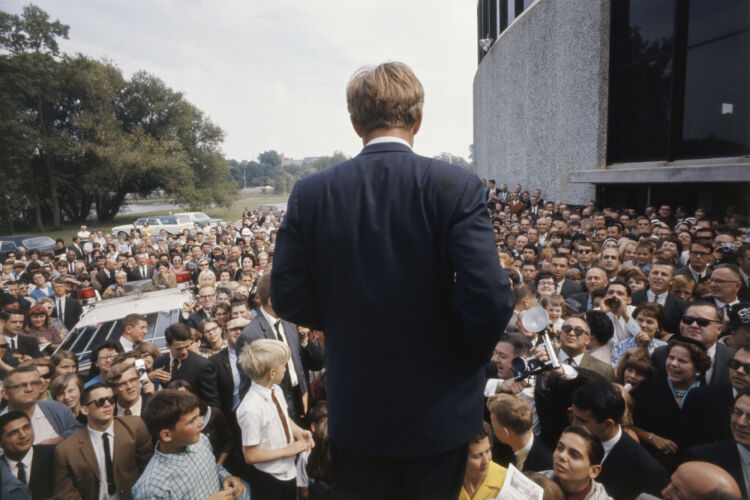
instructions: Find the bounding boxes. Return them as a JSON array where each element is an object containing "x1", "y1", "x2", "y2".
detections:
[
  {"x1": 53, "y1": 383, "x2": 153, "y2": 500},
  {"x1": 550, "y1": 254, "x2": 582, "y2": 299},
  {"x1": 127, "y1": 253, "x2": 155, "y2": 282},
  {"x1": 571, "y1": 383, "x2": 669, "y2": 499},
  {"x1": 487, "y1": 394, "x2": 552, "y2": 473},
  {"x1": 153, "y1": 323, "x2": 219, "y2": 407},
  {"x1": 270, "y1": 62, "x2": 514, "y2": 500},
  {"x1": 675, "y1": 240, "x2": 713, "y2": 285},
  {"x1": 680, "y1": 345, "x2": 750, "y2": 447},
  {"x1": 180, "y1": 286, "x2": 214, "y2": 331},
  {"x1": 686, "y1": 389, "x2": 750, "y2": 499},
  {"x1": 631, "y1": 261, "x2": 687, "y2": 335},
  {"x1": 1, "y1": 310, "x2": 40, "y2": 359},
  {"x1": 94, "y1": 258, "x2": 117, "y2": 291},
  {"x1": 235, "y1": 272, "x2": 323, "y2": 423},
  {"x1": 652, "y1": 301, "x2": 735, "y2": 386},
  {"x1": 209, "y1": 318, "x2": 248, "y2": 423},
  {"x1": 709, "y1": 264, "x2": 743, "y2": 317},
  {"x1": 737, "y1": 243, "x2": 750, "y2": 301},
  {"x1": 0, "y1": 411, "x2": 55, "y2": 500},
  {"x1": 51, "y1": 279, "x2": 82, "y2": 331}
]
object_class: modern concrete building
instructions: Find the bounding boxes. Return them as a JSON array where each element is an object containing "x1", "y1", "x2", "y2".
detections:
[{"x1": 474, "y1": 0, "x2": 750, "y2": 213}]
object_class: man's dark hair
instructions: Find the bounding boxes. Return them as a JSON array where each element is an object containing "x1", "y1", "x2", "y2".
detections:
[
  {"x1": 521, "y1": 260, "x2": 539, "y2": 270},
  {"x1": 256, "y1": 271, "x2": 271, "y2": 305},
  {"x1": 308, "y1": 400, "x2": 328, "y2": 426},
  {"x1": 0, "y1": 410, "x2": 30, "y2": 437},
  {"x1": 81, "y1": 382, "x2": 111, "y2": 405},
  {"x1": 3, "y1": 365, "x2": 40, "y2": 383},
  {"x1": 605, "y1": 279, "x2": 631, "y2": 297},
  {"x1": 142, "y1": 389, "x2": 200, "y2": 437},
  {"x1": 534, "y1": 271, "x2": 555, "y2": 286},
  {"x1": 572, "y1": 382, "x2": 624, "y2": 425},
  {"x1": 585, "y1": 310, "x2": 615, "y2": 345},
  {"x1": 498, "y1": 332, "x2": 532, "y2": 357},
  {"x1": 561, "y1": 425, "x2": 605, "y2": 465},
  {"x1": 122, "y1": 313, "x2": 146, "y2": 329},
  {"x1": 164, "y1": 323, "x2": 191, "y2": 345},
  {"x1": 522, "y1": 244, "x2": 539, "y2": 256},
  {"x1": 688, "y1": 299, "x2": 725, "y2": 322},
  {"x1": 513, "y1": 284, "x2": 536, "y2": 303}
]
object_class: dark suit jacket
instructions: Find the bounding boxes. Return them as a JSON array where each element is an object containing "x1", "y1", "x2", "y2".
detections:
[
  {"x1": 153, "y1": 351, "x2": 219, "y2": 407},
  {"x1": 51, "y1": 296, "x2": 83, "y2": 332},
  {"x1": 26, "y1": 444, "x2": 55, "y2": 500},
  {"x1": 94, "y1": 269, "x2": 115, "y2": 290},
  {"x1": 686, "y1": 440, "x2": 748, "y2": 499},
  {"x1": 127, "y1": 265, "x2": 155, "y2": 282},
  {"x1": 558, "y1": 279, "x2": 583, "y2": 299},
  {"x1": 181, "y1": 309, "x2": 209, "y2": 331},
  {"x1": 679, "y1": 382, "x2": 734, "y2": 447},
  {"x1": 651, "y1": 342, "x2": 735, "y2": 387},
  {"x1": 522, "y1": 437, "x2": 553, "y2": 473},
  {"x1": 8, "y1": 334, "x2": 41, "y2": 359},
  {"x1": 599, "y1": 432, "x2": 669, "y2": 499},
  {"x1": 208, "y1": 348, "x2": 248, "y2": 423},
  {"x1": 570, "y1": 291, "x2": 593, "y2": 311},
  {"x1": 579, "y1": 353, "x2": 615, "y2": 381},
  {"x1": 270, "y1": 141, "x2": 514, "y2": 457},
  {"x1": 235, "y1": 313, "x2": 310, "y2": 417},
  {"x1": 632, "y1": 376, "x2": 693, "y2": 444},
  {"x1": 630, "y1": 289, "x2": 687, "y2": 334},
  {"x1": 53, "y1": 416, "x2": 152, "y2": 500}
]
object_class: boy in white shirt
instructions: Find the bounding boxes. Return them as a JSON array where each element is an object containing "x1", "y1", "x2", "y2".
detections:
[{"x1": 237, "y1": 339, "x2": 314, "y2": 500}]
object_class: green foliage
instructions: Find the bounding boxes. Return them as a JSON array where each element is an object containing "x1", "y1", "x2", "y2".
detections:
[
  {"x1": 434, "y1": 152, "x2": 473, "y2": 171},
  {"x1": 0, "y1": 4, "x2": 236, "y2": 230}
]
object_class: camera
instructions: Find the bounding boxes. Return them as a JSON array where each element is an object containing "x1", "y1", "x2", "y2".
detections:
[
  {"x1": 511, "y1": 306, "x2": 561, "y2": 381},
  {"x1": 134, "y1": 358, "x2": 149, "y2": 384}
]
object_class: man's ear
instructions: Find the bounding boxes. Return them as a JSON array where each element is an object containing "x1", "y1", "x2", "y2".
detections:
[
  {"x1": 159, "y1": 428, "x2": 172, "y2": 443},
  {"x1": 80, "y1": 404, "x2": 89, "y2": 416},
  {"x1": 350, "y1": 115, "x2": 364, "y2": 138},
  {"x1": 411, "y1": 111, "x2": 423, "y2": 136}
]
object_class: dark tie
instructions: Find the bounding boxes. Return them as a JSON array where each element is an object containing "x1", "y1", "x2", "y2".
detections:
[
  {"x1": 273, "y1": 320, "x2": 283, "y2": 342},
  {"x1": 102, "y1": 432, "x2": 116, "y2": 495},
  {"x1": 141, "y1": 266, "x2": 146, "y2": 278},
  {"x1": 724, "y1": 304, "x2": 731, "y2": 318},
  {"x1": 566, "y1": 358, "x2": 577, "y2": 367},
  {"x1": 124, "y1": 408, "x2": 132, "y2": 416},
  {"x1": 10, "y1": 337, "x2": 16, "y2": 351},
  {"x1": 271, "y1": 389, "x2": 291, "y2": 444},
  {"x1": 16, "y1": 461, "x2": 26, "y2": 484},
  {"x1": 58, "y1": 298, "x2": 64, "y2": 322},
  {"x1": 171, "y1": 358, "x2": 180, "y2": 378}
]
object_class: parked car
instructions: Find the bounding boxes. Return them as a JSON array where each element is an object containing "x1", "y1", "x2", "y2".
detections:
[
  {"x1": 174, "y1": 212, "x2": 224, "y2": 229},
  {"x1": 53, "y1": 284, "x2": 194, "y2": 375},
  {"x1": 0, "y1": 235, "x2": 57, "y2": 260},
  {"x1": 111, "y1": 215, "x2": 193, "y2": 238}
]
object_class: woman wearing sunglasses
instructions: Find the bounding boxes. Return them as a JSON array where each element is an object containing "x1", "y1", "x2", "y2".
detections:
[{"x1": 631, "y1": 337, "x2": 710, "y2": 468}]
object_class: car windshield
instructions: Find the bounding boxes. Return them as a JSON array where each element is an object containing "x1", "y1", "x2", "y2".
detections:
[
  {"x1": 22, "y1": 236, "x2": 54, "y2": 248},
  {"x1": 194, "y1": 213, "x2": 209, "y2": 219},
  {"x1": 160, "y1": 216, "x2": 178, "y2": 224},
  {"x1": 56, "y1": 309, "x2": 180, "y2": 371}
]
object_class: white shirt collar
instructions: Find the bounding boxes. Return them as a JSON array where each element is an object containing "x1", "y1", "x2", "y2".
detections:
[
  {"x1": 87, "y1": 419, "x2": 115, "y2": 441},
  {"x1": 365, "y1": 136, "x2": 412, "y2": 149},
  {"x1": 260, "y1": 306, "x2": 279, "y2": 330},
  {"x1": 117, "y1": 395, "x2": 142, "y2": 416},
  {"x1": 602, "y1": 426, "x2": 622, "y2": 462},
  {"x1": 558, "y1": 350, "x2": 585, "y2": 366},
  {"x1": 3, "y1": 446, "x2": 33, "y2": 484}
]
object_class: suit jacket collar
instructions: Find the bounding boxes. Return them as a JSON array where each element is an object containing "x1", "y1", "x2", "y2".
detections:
[
  {"x1": 75, "y1": 426, "x2": 100, "y2": 480},
  {"x1": 359, "y1": 142, "x2": 414, "y2": 156}
]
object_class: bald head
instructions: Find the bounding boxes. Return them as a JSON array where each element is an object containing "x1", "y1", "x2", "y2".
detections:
[{"x1": 662, "y1": 462, "x2": 741, "y2": 500}]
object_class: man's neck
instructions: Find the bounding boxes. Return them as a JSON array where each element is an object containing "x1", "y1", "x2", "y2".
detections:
[
  {"x1": 158, "y1": 440, "x2": 187, "y2": 455},
  {"x1": 8, "y1": 402, "x2": 35, "y2": 418},
  {"x1": 4, "y1": 447, "x2": 29, "y2": 462},
  {"x1": 121, "y1": 396, "x2": 140, "y2": 410},
  {"x1": 512, "y1": 431, "x2": 534, "y2": 452},
  {"x1": 563, "y1": 348, "x2": 584, "y2": 359},
  {"x1": 88, "y1": 418, "x2": 113, "y2": 433},
  {"x1": 361, "y1": 128, "x2": 415, "y2": 147},
  {"x1": 649, "y1": 287, "x2": 667, "y2": 296}
]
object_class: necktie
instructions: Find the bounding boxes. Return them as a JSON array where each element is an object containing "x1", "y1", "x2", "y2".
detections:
[
  {"x1": 124, "y1": 408, "x2": 132, "y2": 416},
  {"x1": 10, "y1": 337, "x2": 16, "y2": 351},
  {"x1": 102, "y1": 432, "x2": 116, "y2": 495},
  {"x1": 566, "y1": 358, "x2": 577, "y2": 367},
  {"x1": 271, "y1": 389, "x2": 291, "y2": 444},
  {"x1": 171, "y1": 358, "x2": 180, "y2": 378},
  {"x1": 16, "y1": 461, "x2": 26, "y2": 484},
  {"x1": 58, "y1": 298, "x2": 64, "y2": 322},
  {"x1": 724, "y1": 304, "x2": 731, "y2": 318},
  {"x1": 273, "y1": 320, "x2": 282, "y2": 341},
  {"x1": 141, "y1": 266, "x2": 146, "y2": 278}
]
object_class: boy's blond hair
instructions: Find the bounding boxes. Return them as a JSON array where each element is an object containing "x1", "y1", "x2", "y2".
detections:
[
  {"x1": 239, "y1": 338, "x2": 291, "y2": 381},
  {"x1": 540, "y1": 293, "x2": 565, "y2": 309}
]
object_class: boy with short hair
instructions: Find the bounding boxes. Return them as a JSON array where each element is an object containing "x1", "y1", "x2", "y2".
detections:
[
  {"x1": 237, "y1": 339, "x2": 314, "y2": 500},
  {"x1": 132, "y1": 389, "x2": 247, "y2": 500}
]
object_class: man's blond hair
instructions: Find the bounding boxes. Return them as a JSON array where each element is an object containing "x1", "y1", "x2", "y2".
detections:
[
  {"x1": 488, "y1": 394, "x2": 533, "y2": 435},
  {"x1": 239, "y1": 339, "x2": 291, "y2": 381},
  {"x1": 106, "y1": 361, "x2": 136, "y2": 386},
  {"x1": 346, "y1": 62, "x2": 424, "y2": 134}
]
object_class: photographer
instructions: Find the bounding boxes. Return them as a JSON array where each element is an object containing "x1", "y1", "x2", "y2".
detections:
[{"x1": 598, "y1": 281, "x2": 635, "y2": 345}]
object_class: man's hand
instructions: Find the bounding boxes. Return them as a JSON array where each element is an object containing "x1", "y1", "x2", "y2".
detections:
[
  {"x1": 532, "y1": 345, "x2": 563, "y2": 375},
  {"x1": 227, "y1": 317, "x2": 250, "y2": 330},
  {"x1": 635, "y1": 331, "x2": 651, "y2": 350},
  {"x1": 499, "y1": 379, "x2": 529, "y2": 394},
  {"x1": 182, "y1": 300, "x2": 196, "y2": 315},
  {"x1": 141, "y1": 379, "x2": 156, "y2": 395},
  {"x1": 221, "y1": 476, "x2": 246, "y2": 500},
  {"x1": 149, "y1": 367, "x2": 171, "y2": 384}
]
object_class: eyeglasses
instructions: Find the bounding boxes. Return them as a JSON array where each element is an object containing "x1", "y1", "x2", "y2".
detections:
[
  {"x1": 99, "y1": 354, "x2": 118, "y2": 361},
  {"x1": 5, "y1": 381, "x2": 42, "y2": 390},
  {"x1": 728, "y1": 359, "x2": 750, "y2": 373},
  {"x1": 689, "y1": 250, "x2": 711, "y2": 257},
  {"x1": 681, "y1": 316, "x2": 721, "y2": 327},
  {"x1": 561, "y1": 325, "x2": 589, "y2": 336},
  {"x1": 708, "y1": 278, "x2": 740, "y2": 285},
  {"x1": 86, "y1": 395, "x2": 117, "y2": 407}
]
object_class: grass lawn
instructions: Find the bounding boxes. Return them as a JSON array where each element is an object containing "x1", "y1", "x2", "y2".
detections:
[{"x1": 19, "y1": 191, "x2": 290, "y2": 242}]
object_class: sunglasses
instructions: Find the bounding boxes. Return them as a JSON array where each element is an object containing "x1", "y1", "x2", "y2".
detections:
[
  {"x1": 86, "y1": 395, "x2": 117, "y2": 407},
  {"x1": 728, "y1": 359, "x2": 750, "y2": 373},
  {"x1": 561, "y1": 325, "x2": 588, "y2": 336},
  {"x1": 681, "y1": 316, "x2": 720, "y2": 327}
]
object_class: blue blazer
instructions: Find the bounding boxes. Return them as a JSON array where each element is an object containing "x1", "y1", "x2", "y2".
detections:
[{"x1": 270, "y1": 142, "x2": 514, "y2": 457}]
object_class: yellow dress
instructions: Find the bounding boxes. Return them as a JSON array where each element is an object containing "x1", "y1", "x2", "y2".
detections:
[{"x1": 459, "y1": 461, "x2": 508, "y2": 500}]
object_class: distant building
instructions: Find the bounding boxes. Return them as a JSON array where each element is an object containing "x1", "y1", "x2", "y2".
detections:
[{"x1": 474, "y1": 0, "x2": 750, "y2": 213}]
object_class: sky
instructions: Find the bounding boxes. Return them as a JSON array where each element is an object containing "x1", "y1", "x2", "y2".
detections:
[{"x1": 2, "y1": 0, "x2": 478, "y2": 162}]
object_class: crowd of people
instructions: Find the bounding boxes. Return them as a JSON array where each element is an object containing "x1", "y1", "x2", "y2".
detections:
[{"x1": 0, "y1": 186, "x2": 747, "y2": 499}]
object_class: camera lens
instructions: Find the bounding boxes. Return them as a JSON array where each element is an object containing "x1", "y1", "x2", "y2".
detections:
[{"x1": 511, "y1": 357, "x2": 528, "y2": 378}]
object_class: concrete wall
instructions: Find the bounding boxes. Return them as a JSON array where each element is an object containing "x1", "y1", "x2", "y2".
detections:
[{"x1": 473, "y1": 0, "x2": 609, "y2": 205}]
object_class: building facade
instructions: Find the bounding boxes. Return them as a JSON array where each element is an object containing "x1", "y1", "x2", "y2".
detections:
[{"x1": 474, "y1": 0, "x2": 750, "y2": 213}]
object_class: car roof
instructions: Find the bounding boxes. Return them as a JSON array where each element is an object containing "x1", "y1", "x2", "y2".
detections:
[{"x1": 75, "y1": 287, "x2": 192, "y2": 327}]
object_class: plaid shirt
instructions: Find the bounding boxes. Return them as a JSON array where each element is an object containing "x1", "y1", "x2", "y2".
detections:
[{"x1": 132, "y1": 433, "x2": 230, "y2": 499}]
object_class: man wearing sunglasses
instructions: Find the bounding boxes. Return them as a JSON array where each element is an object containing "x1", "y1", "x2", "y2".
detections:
[
  {"x1": 557, "y1": 317, "x2": 614, "y2": 381},
  {"x1": 53, "y1": 382, "x2": 153, "y2": 500},
  {"x1": 0, "y1": 366, "x2": 81, "y2": 445},
  {"x1": 686, "y1": 389, "x2": 750, "y2": 499},
  {"x1": 652, "y1": 301, "x2": 735, "y2": 387}
]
